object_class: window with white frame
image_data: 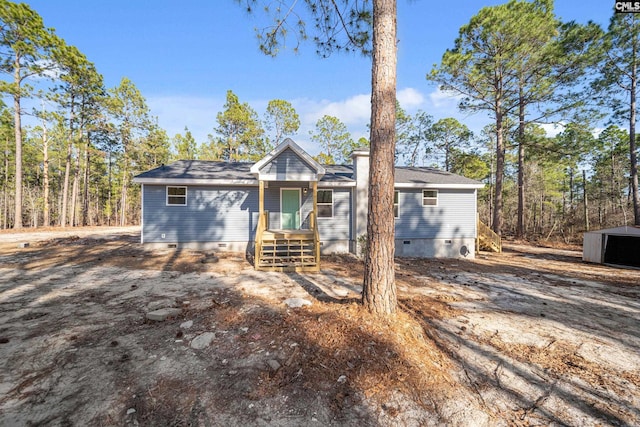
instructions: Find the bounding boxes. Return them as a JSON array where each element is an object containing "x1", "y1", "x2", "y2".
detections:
[
  {"x1": 422, "y1": 189, "x2": 438, "y2": 206},
  {"x1": 317, "y1": 189, "x2": 333, "y2": 218},
  {"x1": 166, "y1": 186, "x2": 187, "y2": 206},
  {"x1": 394, "y1": 190, "x2": 399, "y2": 218}
]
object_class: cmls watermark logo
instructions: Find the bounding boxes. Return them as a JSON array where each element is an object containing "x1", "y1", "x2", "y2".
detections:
[{"x1": 615, "y1": 1, "x2": 640, "y2": 12}]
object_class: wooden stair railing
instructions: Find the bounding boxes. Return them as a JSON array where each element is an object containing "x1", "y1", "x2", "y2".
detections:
[
  {"x1": 254, "y1": 211, "x2": 268, "y2": 269},
  {"x1": 255, "y1": 211, "x2": 320, "y2": 272},
  {"x1": 477, "y1": 218, "x2": 502, "y2": 253},
  {"x1": 311, "y1": 211, "x2": 321, "y2": 270}
]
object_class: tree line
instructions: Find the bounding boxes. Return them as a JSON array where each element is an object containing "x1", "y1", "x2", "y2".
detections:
[
  {"x1": 429, "y1": 0, "x2": 640, "y2": 238},
  {"x1": 1, "y1": 0, "x2": 639, "y2": 244}
]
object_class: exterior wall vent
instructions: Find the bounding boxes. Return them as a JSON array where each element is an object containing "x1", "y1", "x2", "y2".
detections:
[
  {"x1": 403, "y1": 240, "x2": 411, "y2": 245},
  {"x1": 168, "y1": 243, "x2": 177, "y2": 249}
]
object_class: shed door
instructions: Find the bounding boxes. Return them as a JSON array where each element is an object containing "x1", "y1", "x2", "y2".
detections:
[
  {"x1": 281, "y1": 189, "x2": 300, "y2": 230},
  {"x1": 604, "y1": 235, "x2": 640, "y2": 267}
]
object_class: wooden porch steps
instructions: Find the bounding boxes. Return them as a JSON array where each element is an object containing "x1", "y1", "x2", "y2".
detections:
[
  {"x1": 477, "y1": 219, "x2": 502, "y2": 253},
  {"x1": 257, "y1": 235, "x2": 319, "y2": 271},
  {"x1": 254, "y1": 181, "x2": 321, "y2": 272},
  {"x1": 255, "y1": 211, "x2": 321, "y2": 272}
]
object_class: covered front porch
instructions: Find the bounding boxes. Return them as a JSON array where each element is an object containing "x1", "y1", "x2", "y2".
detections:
[{"x1": 251, "y1": 140, "x2": 325, "y2": 272}]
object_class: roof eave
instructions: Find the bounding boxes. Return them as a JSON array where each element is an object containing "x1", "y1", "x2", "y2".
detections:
[
  {"x1": 394, "y1": 182, "x2": 485, "y2": 189},
  {"x1": 133, "y1": 177, "x2": 258, "y2": 186},
  {"x1": 318, "y1": 181, "x2": 356, "y2": 187}
]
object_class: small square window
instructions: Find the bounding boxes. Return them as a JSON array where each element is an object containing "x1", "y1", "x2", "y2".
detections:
[
  {"x1": 422, "y1": 189, "x2": 438, "y2": 206},
  {"x1": 167, "y1": 186, "x2": 187, "y2": 206},
  {"x1": 394, "y1": 191, "x2": 399, "y2": 218},
  {"x1": 317, "y1": 189, "x2": 333, "y2": 218}
]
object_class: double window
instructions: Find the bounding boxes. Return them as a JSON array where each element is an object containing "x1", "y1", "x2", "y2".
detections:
[
  {"x1": 422, "y1": 189, "x2": 438, "y2": 206},
  {"x1": 317, "y1": 189, "x2": 333, "y2": 218},
  {"x1": 166, "y1": 186, "x2": 187, "y2": 206}
]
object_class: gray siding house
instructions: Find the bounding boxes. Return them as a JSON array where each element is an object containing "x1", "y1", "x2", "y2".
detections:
[{"x1": 133, "y1": 139, "x2": 484, "y2": 270}]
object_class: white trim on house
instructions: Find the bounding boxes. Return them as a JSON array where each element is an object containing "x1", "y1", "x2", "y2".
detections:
[
  {"x1": 166, "y1": 186, "x2": 187, "y2": 206},
  {"x1": 473, "y1": 189, "x2": 478, "y2": 241},
  {"x1": 394, "y1": 183, "x2": 485, "y2": 189},
  {"x1": 318, "y1": 181, "x2": 356, "y2": 188},
  {"x1": 136, "y1": 178, "x2": 355, "y2": 187},
  {"x1": 140, "y1": 184, "x2": 144, "y2": 244},
  {"x1": 135, "y1": 178, "x2": 258, "y2": 186},
  {"x1": 260, "y1": 173, "x2": 321, "y2": 182},
  {"x1": 136, "y1": 179, "x2": 482, "y2": 189},
  {"x1": 251, "y1": 138, "x2": 326, "y2": 178}
]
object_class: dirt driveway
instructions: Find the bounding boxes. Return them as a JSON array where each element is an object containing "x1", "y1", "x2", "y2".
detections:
[{"x1": 0, "y1": 228, "x2": 638, "y2": 426}]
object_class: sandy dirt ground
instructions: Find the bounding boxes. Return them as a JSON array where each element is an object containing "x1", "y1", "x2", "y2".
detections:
[{"x1": 0, "y1": 227, "x2": 638, "y2": 426}]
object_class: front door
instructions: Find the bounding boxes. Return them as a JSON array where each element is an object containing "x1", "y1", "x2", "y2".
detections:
[{"x1": 281, "y1": 189, "x2": 300, "y2": 230}]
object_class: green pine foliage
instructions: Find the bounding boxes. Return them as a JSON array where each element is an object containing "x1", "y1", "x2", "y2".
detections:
[{"x1": 0, "y1": 0, "x2": 635, "y2": 240}]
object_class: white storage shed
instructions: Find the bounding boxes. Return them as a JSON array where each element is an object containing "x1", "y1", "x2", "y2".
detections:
[{"x1": 583, "y1": 226, "x2": 640, "y2": 268}]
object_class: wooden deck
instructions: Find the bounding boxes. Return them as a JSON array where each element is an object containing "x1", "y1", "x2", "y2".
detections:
[
  {"x1": 255, "y1": 214, "x2": 321, "y2": 272},
  {"x1": 261, "y1": 229, "x2": 314, "y2": 240}
]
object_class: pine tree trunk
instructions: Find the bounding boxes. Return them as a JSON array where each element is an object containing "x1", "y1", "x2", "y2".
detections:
[
  {"x1": 107, "y1": 150, "x2": 112, "y2": 226},
  {"x1": 70, "y1": 144, "x2": 80, "y2": 227},
  {"x1": 598, "y1": 185, "x2": 603, "y2": 227},
  {"x1": 61, "y1": 106, "x2": 74, "y2": 227},
  {"x1": 13, "y1": 59, "x2": 23, "y2": 228},
  {"x1": 569, "y1": 169, "x2": 574, "y2": 235},
  {"x1": 516, "y1": 88, "x2": 525, "y2": 239},
  {"x1": 120, "y1": 160, "x2": 128, "y2": 226},
  {"x1": 444, "y1": 140, "x2": 450, "y2": 172},
  {"x1": 82, "y1": 133, "x2": 90, "y2": 226},
  {"x1": 42, "y1": 121, "x2": 50, "y2": 227},
  {"x1": 611, "y1": 150, "x2": 616, "y2": 220},
  {"x1": 583, "y1": 169, "x2": 589, "y2": 231},
  {"x1": 3, "y1": 137, "x2": 9, "y2": 230},
  {"x1": 489, "y1": 154, "x2": 494, "y2": 228},
  {"x1": 493, "y1": 108, "x2": 505, "y2": 236},
  {"x1": 362, "y1": 0, "x2": 397, "y2": 315},
  {"x1": 630, "y1": 40, "x2": 640, "y2": 225},
  {"x1": 61, "y1": 139, "x2": 71, "y2": 227}
]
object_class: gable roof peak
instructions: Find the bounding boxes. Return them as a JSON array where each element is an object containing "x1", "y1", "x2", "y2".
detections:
[{"x1": 250, "y1": 138, "x2": 326, "y2": 178}]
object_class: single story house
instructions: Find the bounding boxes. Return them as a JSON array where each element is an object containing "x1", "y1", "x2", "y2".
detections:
[{"x1": 133, "y1": 138, "x2": 485, "y2": 271}]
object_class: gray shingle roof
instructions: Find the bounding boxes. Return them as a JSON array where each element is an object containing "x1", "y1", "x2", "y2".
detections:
[
  {"x1": 134, "y1": 160, "x2": 255, "y2": 181},
  {"x1": 134, "y1": 160, "x2": 483, "y2": 187},
  {"x1": 395, "y1": 167, "x2": 483, "y2": 186},
  {"x1": 321, "y1": 165, "x2": 355, "y2": 183}
]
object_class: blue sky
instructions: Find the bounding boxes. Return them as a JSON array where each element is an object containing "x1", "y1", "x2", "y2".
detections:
[{"x1": 23, "y1": 1, "x2": 614, "y2": 155}]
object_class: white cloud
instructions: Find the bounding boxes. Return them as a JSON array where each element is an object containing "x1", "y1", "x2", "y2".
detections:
[
  {"x1": 147, "y1": 93, "x2": 371, "y2": 155},
  {"x1": 31, "y1": 60, "x2": 62, "y2": 80},
  {"x1": 538, "y1": 122, "x2": 565, "y2": 138},
  {"x1": 289, "y1": 95, "x2": 371, "y2": 154},
  {"x1": 592, "y1": 127, "x2": 604, "y2": 138},
  {"x1": 148, "y1": 90, "x2": 430, "y2": 157},
  {"x1": 315, "y1": 94, "x2": 371, "y2": 125},
  {"x1": 397, "y1": 87, "x2": 425, "y2": 109},
  {"x1": 296, "y1": 88, "x2": 426, "y2": 128},
  {"x1": 428, "y1": 87, "x2": 463, "y2": 109}
]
